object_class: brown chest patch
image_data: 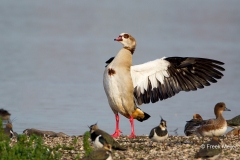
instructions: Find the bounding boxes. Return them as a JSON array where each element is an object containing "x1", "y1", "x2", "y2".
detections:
[{"x1": 108, "y1": 68, "x2": 116, "y2": 76}]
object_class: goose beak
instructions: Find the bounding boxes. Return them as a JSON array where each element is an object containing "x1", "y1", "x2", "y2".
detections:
[{"x1": 114, "y1": 36, "x2": 123, "y2": 41}]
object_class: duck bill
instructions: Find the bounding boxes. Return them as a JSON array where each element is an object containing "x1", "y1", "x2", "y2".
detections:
[{"x1": 224, "y1": 107, "x2": 231, "y2": 111}]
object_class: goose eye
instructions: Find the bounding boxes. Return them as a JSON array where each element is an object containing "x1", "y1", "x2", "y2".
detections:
[{"x1": 123, "y1": 34, "x2": 129, "y2": 38}]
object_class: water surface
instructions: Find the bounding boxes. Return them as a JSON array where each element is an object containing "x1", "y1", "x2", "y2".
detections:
[{"x1": 0, "y1": 1, "x2": 240, "y2": 136}]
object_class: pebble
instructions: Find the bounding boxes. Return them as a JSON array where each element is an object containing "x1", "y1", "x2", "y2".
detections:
[{"x1": 10, "y1": 135, "x2": 240, "y2": 159}]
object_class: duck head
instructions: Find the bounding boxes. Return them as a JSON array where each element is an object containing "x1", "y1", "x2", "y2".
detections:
[
  {"x1": 193, "y1": 114, "x2": 203, "y2": 120},
  {"x1": 214, "y1": 102, "x2": 231, "y2": 118}
]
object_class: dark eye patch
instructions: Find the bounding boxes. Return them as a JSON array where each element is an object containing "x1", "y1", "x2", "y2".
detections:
[{"x1": 123, "y1": 34, "x2": 129, "y2": 38}]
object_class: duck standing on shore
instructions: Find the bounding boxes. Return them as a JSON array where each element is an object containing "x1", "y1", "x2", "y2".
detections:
[
  {"x1": 103, "y1": 33, "x2": 225, "y2": 138},
  {"x1": 195, "y1": 136, "x2": 222, "y2": 159},
  {"x1": 226, "y1": 115, "x2": 240, "y2": 140},
  {"x1": 0, "y1": 109, "x2": 16, "y2": 138},
  {"x1": 0, "y1": 109, "x2": 11, "y2": 128},
  {"x1": 0, "y1": 109, "x2": 11, "y2": 120},
  {"x1": 187, "y1": 102, "x2": 230, "y2": 137},
  {"x1": 184, "y1": 114, "x2": 203, "y2": 136}
]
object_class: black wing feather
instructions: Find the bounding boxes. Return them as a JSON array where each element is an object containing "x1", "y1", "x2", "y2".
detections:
[
  {"x1": 105, "y1": 57, "x2": 115, "y2": 67},
  {"x1": 134, "y1": 57, "x2": 225, "y2": 105}
]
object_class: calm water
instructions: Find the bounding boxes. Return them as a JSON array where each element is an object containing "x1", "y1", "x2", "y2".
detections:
[{"x1": 0, "y1": 1, "x2": 240, "y2": 136}]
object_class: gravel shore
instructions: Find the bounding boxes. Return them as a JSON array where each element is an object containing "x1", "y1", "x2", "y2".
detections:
[{"x1": 41, "y1": 134, "x2": 240, "y2": 160}]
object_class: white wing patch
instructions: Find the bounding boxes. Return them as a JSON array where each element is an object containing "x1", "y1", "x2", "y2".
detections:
[
  {"x1": 131, "y1": 58, "x2": 170, "y2": 94},
  {"x1": 142, "y1": 78, "x2": 149, "y2": 93},
  {"x1": 129, "y1": 56, "x2": 224, "y2": 105},
  {"x1": 149, "y1": 74, "x2": 158, "y2": 89},
  {"x1": 155, "y1": 72, "x2": 164, "y2": 84}
]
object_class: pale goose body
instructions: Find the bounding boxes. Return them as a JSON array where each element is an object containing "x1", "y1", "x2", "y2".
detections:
[
  {"x1": 103, "y1": 33, "x2": 225, "y2": 138},
  {"x1": 104, "y1": 48, "x2": 135, "y2": 117}
]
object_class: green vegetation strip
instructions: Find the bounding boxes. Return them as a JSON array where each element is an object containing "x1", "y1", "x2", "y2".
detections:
[{"x1": 83, "y1": 131, "x2": 93, "y2": 156}]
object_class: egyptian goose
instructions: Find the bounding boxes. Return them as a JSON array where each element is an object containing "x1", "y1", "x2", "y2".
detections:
[{"x1": 103, "y1": 33, "x2": 225, "y2": 138}]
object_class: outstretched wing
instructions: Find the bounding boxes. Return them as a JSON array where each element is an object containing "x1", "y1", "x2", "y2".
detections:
[{"x1": 131, "y1": 57, "x2": 225, "y2": 105}]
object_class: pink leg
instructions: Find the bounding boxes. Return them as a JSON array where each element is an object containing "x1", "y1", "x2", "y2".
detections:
[
  {"x1": 111, "y1": 113, "x2": 122, "y2": 138},
  {"x1": 128, "y1": 116, "x2": 136, "y2": 138}
]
